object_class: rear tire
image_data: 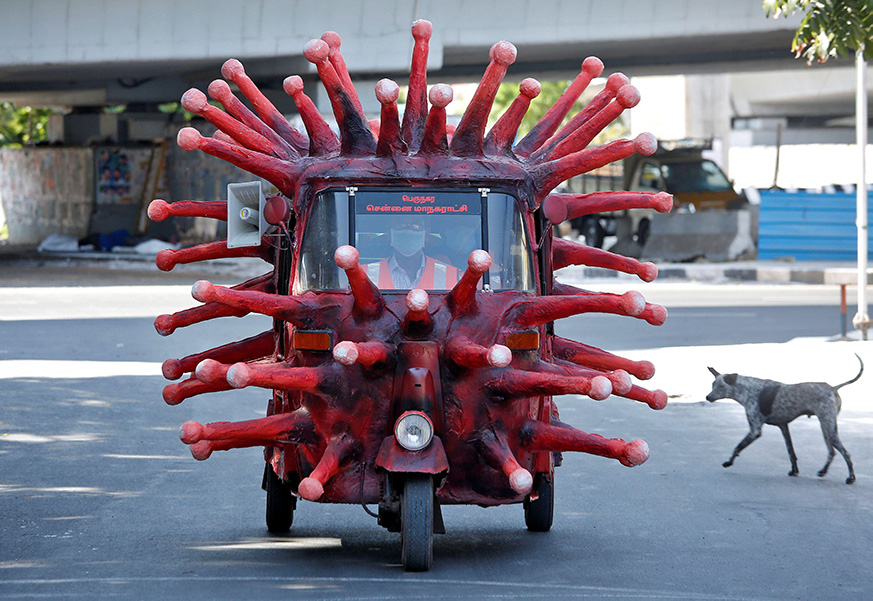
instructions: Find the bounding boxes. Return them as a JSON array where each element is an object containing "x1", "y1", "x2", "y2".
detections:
[
  {"x1": 524, "y1": 475, "x2": 554, "y2": 532},
  {"x1": 401, "y1": 474, "x2": 434, "y2": 571},
  {"x1": 265, "y1": 467, "x2": 296, "y2": 533}
]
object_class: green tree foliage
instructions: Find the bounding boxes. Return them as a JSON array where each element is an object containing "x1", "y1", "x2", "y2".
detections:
[
  {"x1": 489, "y1": 80, "x2": 627, "y2": 144},
  {"x1": 0, "y1": 102, "x2": 54, "y2": 146},
  {"x1": 764, "y1": 0, "x2": 873, "y2": 63}
]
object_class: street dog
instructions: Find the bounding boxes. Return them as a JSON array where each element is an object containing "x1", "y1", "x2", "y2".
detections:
[{"x1": 706, "y1": 354, "x2": 862, "y2": 484}]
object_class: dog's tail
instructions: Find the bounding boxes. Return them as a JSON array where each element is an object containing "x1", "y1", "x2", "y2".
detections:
[{"x1": 833, "y1": 353, "x2": 864, "y2": 391}]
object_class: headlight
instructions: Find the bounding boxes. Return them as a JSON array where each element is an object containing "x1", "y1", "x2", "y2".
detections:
[{"x1": 394, "y1": 411, "x2": 434, "y2": 451}]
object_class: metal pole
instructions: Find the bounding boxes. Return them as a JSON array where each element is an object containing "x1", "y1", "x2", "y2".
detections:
[{"x1": 853, "y1": 47, "x2": 870, "y2": 340}]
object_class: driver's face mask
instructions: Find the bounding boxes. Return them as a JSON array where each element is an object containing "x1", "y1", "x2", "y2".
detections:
[{"x1": 390, "y1": 228, "x2": 426, "y2": 257}]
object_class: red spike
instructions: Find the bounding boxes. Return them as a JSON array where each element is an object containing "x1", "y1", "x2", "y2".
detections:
[
  {"x1": 181, "y1": 88, "x2": 296, "y2": 160},
  {"x1": 446, "y1": 336, "x2": 512, "y2": 368},
  {"x1": 282, "y1": 75, "x2": 340, "y2": 156},
  {"x1": 483, "y1": 78, "x2": 541, "y2": 155},
  {"x1": 162, "y1": 330, "x2": 274, "y2": 380},
  {"x1": 226, "y1": 361, "x2": 332, "y2": 393},
  {"x1": 619, "y1": 385, "x2": 668, "y2": 410},
  {"x1": 536, "y1": 84, "x2": 640, "y2": 163},
  {"x1": 418, "y1": 84, "x2": 453, "y2": 156},
  {"x1": 155, "y1": 234, "x2": 274, "y2": 272},
  {"x1": 176, "y1": 128, "x2": 299, "y2": 197},
  {"x1": 162, "y1": 376, "x2": 232, "y2": 406},
  {"x1": 212, "y1": 130, "x2": 243, "y2": 148},
  {"x1": 321, "y1": 31, "x2": 365, "y2": 116},
  {"x1": 551, "y1": 236, "x2": 659, "y2": 282},
  {"x1": 513, "y1": 57, "x2": 604, "y2": 157},
  {"x1": 208, "y1": 78, "x2": 301, "y2": 158},
  {"x1": 193, "y1": 358, "x2": 231, "y2": 384},
  {"x1": 374, "y1": 79, "x2": 406, "y2": 157},
  {"x1": 446, "y1": 250, "x2": 491, "y2": 315},
  {"x1": 532, "y1": 133, "x2": 658, "y2": 203},
  {"x1": 220, "y1": 59, "x2": 309, "y2": 152},
  {"x1": 522, "y1": 420, "x2": 649, "y2": 467},
  {"x1": 401, "y1": 19, "x2": 432, "y2": 151},
  {"x1": 543, "y1": 190, "x2": 671, "y2": 227},
  {"x1": 552, "y1": 335, "x2": 655, "y2": 380},
  {"x1": 477, "y1": 428, "x2": 533, "y2": 494},
  {"x1": 298, "y1": 433, "x2": 357, "y2": 501},
  {"x1": 550, "y1": 360, "x2": 632, "y2": 395},
  {"x1": 148, "y1": 199, "x2": 227, "y2": 222},
  {"x1": 179, "y1": 409, "x2": 316, "y2": 450},
  {"x1": 507, "y1": 290, "x2": 653, "y2": 328},
  {"x1": 334, "y1": 245, "x2": 385, "y2": 317},
  {"x1": 550, "y1": 282, "x2": 667, "y2": 326},
  {"x1": 450, "y1": 41, "x2": 517, "y2": 157},
  {"x1": 303, "y1": 39, "x2": 375, "y2": 156},
  {"x1": 191, "y1": 280, "x2": 319, "y2": 327},
  {"x1": 333, "y1": 340, "x2": 393, "y2": 368},
  {"x1": 154, "y1": 273, "x2": 273, "y2": 336},
  {"x1": 487, "y1": 367, "x2": 612, "y2": 401},
  {"x1": 529, "y1": 73, "x2": 628, "y2": 162},
  {"x1": 403, "y1": 288, "x2": 432, "y2": 333}
]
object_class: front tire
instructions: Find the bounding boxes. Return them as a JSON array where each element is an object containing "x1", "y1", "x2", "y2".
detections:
[{"x1": 401, "y1": 474, "x2": 434, "y2": 571}]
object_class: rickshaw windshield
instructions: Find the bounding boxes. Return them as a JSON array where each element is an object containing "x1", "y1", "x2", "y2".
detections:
[{"x1": 296, "y1": 189, "x2": 534, "y2": 292}]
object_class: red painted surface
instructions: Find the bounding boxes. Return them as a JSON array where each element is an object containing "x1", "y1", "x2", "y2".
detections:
[{"x1": 151, "y1": 22, "x2": 672, "y2": 512}]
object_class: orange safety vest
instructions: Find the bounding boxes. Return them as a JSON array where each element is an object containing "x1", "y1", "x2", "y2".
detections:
[{"x1": 366, "y1": 256, "x2": 459, "y2": 289}]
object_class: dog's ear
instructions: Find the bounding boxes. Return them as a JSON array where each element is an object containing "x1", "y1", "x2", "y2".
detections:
[
  {"x1": 724, "y1": 373, "x2": 738, "y2": 386},
  {"x1": 708, "y1": 366, "x2": 720, "y2": 377}
]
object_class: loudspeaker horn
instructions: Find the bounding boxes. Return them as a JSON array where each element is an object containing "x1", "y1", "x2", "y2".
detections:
[{"x1": 227, "y1": 181, "x2": 267, "y2": 248}]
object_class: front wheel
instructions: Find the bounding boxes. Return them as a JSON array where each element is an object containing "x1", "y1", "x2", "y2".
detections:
[{"x1": 401, "y1": 474, "x2": 434, "y2": 571}]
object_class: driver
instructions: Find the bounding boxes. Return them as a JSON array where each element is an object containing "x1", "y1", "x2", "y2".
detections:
[{"x1": 366, "y1": 214, "x2": 459, "y2": 289}]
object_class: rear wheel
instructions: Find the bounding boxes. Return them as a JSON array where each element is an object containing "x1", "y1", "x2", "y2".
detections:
[
  {"x1": 401, "y1": 474, "x2": 434, "y2": 571},
  {"x1": 265, "y1": 466, "x2": 296, "y2": 533},
  {"x1": 524, "y1": 474, "x2": 554, "y2": 532}
]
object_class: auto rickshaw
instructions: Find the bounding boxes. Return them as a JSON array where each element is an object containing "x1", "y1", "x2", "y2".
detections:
[{"x1": 149, "y1": 20, "x2": 672, "y2": 571}]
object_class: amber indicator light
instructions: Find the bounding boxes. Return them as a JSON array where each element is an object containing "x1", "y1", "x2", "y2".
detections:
[
  {"x1": 293, "y1": 330, "x2": 332, "y2": 351},
  {"x1": 504, "y1": 331, "x2": 540, "y2": 351}
]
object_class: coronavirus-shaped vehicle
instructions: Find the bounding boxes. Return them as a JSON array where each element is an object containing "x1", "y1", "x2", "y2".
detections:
[{"x1": 148, "y1": 20, "x2": 672, "y2": 571}]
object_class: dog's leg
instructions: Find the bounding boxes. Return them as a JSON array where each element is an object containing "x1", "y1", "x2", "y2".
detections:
[
  {"x1": 723, "y1": 426, "x2": 762, "y2": 468},
  {"x1": 778, "y1": 424, "x2": 799, "y2": 477},
  {"x1": 818, "y1": 417, "x2": 855, "y2": 484}
]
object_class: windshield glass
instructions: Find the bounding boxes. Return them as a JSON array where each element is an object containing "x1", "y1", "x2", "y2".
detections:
[
  {"x1": 661, "y1": 160, "x2": 732, "y2": 194},
  {"x1": 296, "y1": 188, "x2": 533, "y2": 292}
]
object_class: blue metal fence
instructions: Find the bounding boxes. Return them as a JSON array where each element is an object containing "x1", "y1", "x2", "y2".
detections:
[{"x1": 758, "y1": 190, "x2": 872, "y2": 261}]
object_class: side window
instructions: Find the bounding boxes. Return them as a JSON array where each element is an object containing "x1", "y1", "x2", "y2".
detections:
[
  {"x1": 487, "y1": 193, "x2": 534, "y2": 292},
  {"x1": 296, "y1": 191, "x2": 349, "y2": 291}
]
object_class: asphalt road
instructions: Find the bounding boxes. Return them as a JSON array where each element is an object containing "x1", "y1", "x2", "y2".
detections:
[{"x1": 1, "y1": 261, "x2": 872, "y2": 600}]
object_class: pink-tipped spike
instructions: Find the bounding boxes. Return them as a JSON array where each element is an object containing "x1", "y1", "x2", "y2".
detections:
[
  {"x1": 334, "y1": 245, "x2": 385, "y2": 317},
  {"x1": 446, "y1": 250, "x2": 491, "y2": 315},
  {"x1": 621, "y1": 385, "x2": 668, "y2": 410},
  {"x1": 226, "y1": 362, "x2": 331, "y2": 394},
  {"x1": 488, "y1": 367, "x2": 612, "y2": 400},
  {"x1": 374, "y1": 79, "x2": 406, "y2": 156},
  {"x1": 514, "y1": 57, "x2": 604, "y2": 157},
  {"x1": 175, "y1": 128, "x2": 299, "y2": 197},
  {"x1": 282, "y1": 75, "x2": 340, "y2": 156},
  {"x1": 298, "y1": 434, "x2": 355, "y2": 501},
  {"x1": 447, "y1": 336, "x2": 511, "y2": 368},
  {"x1": 418, "y1": 84, "x2": 453, "y2": 155},
  {"x1": 162, "y1": 376, "x2": 232, "y2": 406},
  {"x1": 450, "y1": 41, "x2": 517, "y2": 157},
  {"x1": 148, "y1": 199, "x2": 227, "y2": 222},
  {"x1": 528, "y1": 72, "x2": 629, "y2": 163},
  {"x1": 181, "y1": 87, "x2": 295, "y2": 160},
  {"x1": 522, "y1": 420, "x2": 649, "y2": 467},
  {"x1": 155, "y1": 237, "x2": 273, "y2": 272},
  {"x1": 543, "y1": 191, "x2": 672, "y2": 224},
  {"x1": 179, "y1": 409, "x2": 316, "y2": 450},
  {"x1": 507, "y1": 289, "x2": 655, "y2": 328},
  {"x1": 194, "y1": 358, "x2": 230, "y2": 384},
  {"x1": 304, "y1": 39, "x2": 375, "y2": 156},
  {"x1": 333, "y1": 340, "x2": 392, "y2": 368},
  {"x1": 532, "y1": 133, "x2": 658, "y2": 203},
  {"x1": 190, "y1": 280, "x2": 321, "y2": 327},
  {"x1": 484, "y1": 78, "x2": 541, "y2": 155},
  {"x1": 208, "y1": 78, "x2": 300, "y2": 158},
  {"x1": 220, "y1": 58, "x2": 309, "y2": 152},
  {"x1": 477, "y1": 428, "x2": 533, "y2": 494},
  {"x1": 401, "y1": 19, "x2": 433, "y2": 151},
  {"x1": 403, "y1": 288, "x2": 433, "y2": 333},
  {"x1": 550, "y1": 282, "x2": 667, "y2": 326},
  {"x1": 162, "y1": 330, "x2": 274, "y2": 380},
  {"x1": 536, "y1": 84, "x2": 641, "y2": 163},
  {"x1": 321, "y1": 31, "x2": 365, "y2": 116},
  {"x1": 551, "y1": 237, "x2": 659, "y2": 282},
  {"x1": 552, "y1": 335, "x2": 655, "y2": 380}
]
